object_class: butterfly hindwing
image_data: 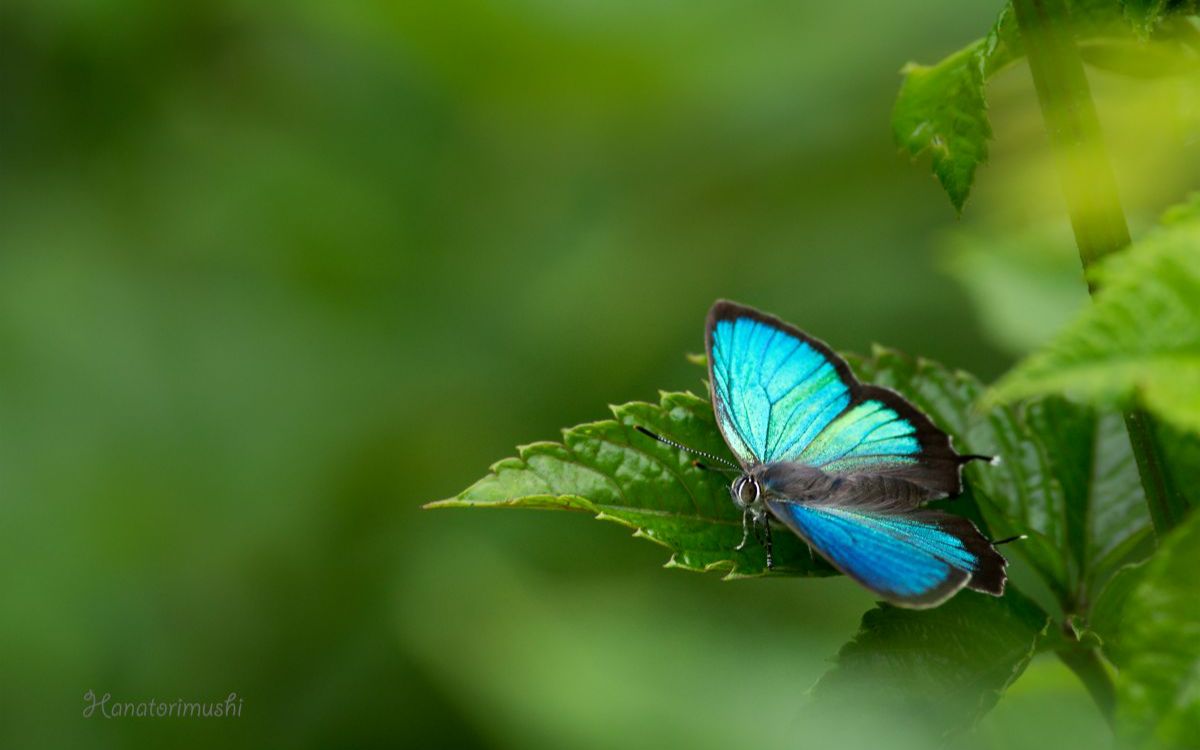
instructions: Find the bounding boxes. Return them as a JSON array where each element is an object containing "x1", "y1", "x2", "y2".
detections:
[
  {"x1": 765, "y1": 499, "x2": 1007, "y2": 608},
  {"x1": 706, "y1": 300, "x2": 971, "y2": 497}
]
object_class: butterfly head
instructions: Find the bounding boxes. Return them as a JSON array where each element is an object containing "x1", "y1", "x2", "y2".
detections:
[{"x1": 733, "y1": 463, "x2": 835, "y2": 510}]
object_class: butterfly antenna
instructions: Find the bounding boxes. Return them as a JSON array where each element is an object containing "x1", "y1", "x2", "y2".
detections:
[
  {"x1": 992, "y1": 534, "x2": 1027, "y2": 546},
  {"x1": 958, "y1": 453, "x2": 1001, "y2": 466},
  {"x1": 634, "y1": 426, "x2": 739, "y2": 470},
  {"x1": 690, "y1": 460, "x2": 741, "y2": 476}
]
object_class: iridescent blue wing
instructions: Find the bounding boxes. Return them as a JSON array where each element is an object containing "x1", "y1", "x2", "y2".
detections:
[
  {"x1": 765, "y1": 499, "x2": 1006, "y2": 608},
  {"x1": 706, "y1": 300, "x2": 976, "y2": 496},
  {"x1": 706, "y1": 301, "x2": 852, "y2": 467}
]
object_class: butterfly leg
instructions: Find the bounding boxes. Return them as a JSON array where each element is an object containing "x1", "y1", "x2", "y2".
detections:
[
  {"x1": 761, "y1": 515, "x2": 774, "y2": 570},
  {"x1": 735, "y1": 508, "x2": 753, "y2": 551},
  {"x1": 735, "y1": 509, "x2": 774, "y2": 569}
]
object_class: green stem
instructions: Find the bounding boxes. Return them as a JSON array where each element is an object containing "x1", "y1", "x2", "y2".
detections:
[
  {"x1": 1009, "y1": 0, "x2": 1184, "y2": 537},
  {"x1": 1056, "y1": 630, "x2": 1117, "y2": 731}
]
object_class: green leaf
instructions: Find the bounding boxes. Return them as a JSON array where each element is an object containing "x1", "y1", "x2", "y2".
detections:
[
  {"x1": 988, "y1": 199, "x2": 1200, "y2": 437},
  {"x1": 852, "y1": 350, "x2": 1151, "y2": 608},
  {"x1": 1111, "y1": 508, "x2": 1200, "y2": 748},
  {"x1": 892, "y1": 8, "x2": 1020, "y2": 212},
  {"x1": 1026, "y1": 402, "x2": 1154, "y2": 596},
  {"x1": 803, "y1": 588, "x2": 1049, "y2": 741},
  {"x1": 1078, "y1": 36, "x2": 1200, "y2": 77},
  {"x1": 427, "y1": 390, "x2": 832, "y2": 578},
  {"x1": 1085, "y1": 561, "x2": 1146, "y2": 653}
]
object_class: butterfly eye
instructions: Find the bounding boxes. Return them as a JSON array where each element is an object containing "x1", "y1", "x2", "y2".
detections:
[
  {"x1": 731, "y1": 477, "x2": 745, "y2": 504},
  {"x1": 733, "y1": 476, "x2": 759, "y2": 505}
]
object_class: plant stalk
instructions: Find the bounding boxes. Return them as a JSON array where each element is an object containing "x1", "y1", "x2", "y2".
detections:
[
  {"x1": 1057, "y1": 634, "x2": 1117, "y2": 731},
  {"x1": 1009, "y1": 0, "x2": 1185, "y2": 540}
]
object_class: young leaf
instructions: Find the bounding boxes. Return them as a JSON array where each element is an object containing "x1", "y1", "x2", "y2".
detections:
[
  {"x1": 1110, "y1": 508, "x2": 1200, "y2": 748},
  {"x1": 987, "y1": 200, "x2": 1200, "y2": 436},
  {"x1": 427, "y1": 390, "x2": 831, "y2": 578},
  {"x1": 891, "y1": 8, "x2": 1020, "y2": 212},
  {"x1": 852, "y1": 350, "x2": 1151, "y2": 608},
  {"x1": 802, "y1": 588, "x2": 1049, "y2": 741}
]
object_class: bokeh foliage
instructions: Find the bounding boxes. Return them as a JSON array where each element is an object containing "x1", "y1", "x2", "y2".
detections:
[{"x1": 4, "y1": 0, "x2": 1200, "y2": 748}]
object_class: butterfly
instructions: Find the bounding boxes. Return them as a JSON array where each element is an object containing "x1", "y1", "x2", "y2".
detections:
[{"x1": 642, "y1": 300, "x2": 1008, "y2": 608}]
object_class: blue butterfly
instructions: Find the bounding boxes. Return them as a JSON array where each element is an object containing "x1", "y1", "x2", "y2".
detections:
[{"x1": 650, "y1": 300, "x2": 1008, "y2": 608}]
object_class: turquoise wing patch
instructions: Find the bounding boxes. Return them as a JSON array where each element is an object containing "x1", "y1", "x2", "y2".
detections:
[{"x1": 707, "y1": 308, "x2": 851, "y2": 465}]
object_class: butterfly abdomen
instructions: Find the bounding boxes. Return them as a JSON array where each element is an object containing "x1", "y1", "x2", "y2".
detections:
[
  {"x1": 756, "y1": 462, "x2": 936, "y2": 511},
  {"x1": 752, "y1": 462, "x2": 837, "y2": 503}
]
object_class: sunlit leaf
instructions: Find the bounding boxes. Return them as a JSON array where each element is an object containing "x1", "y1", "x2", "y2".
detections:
[
  {"x1": 1079, "y1": 36, "x2": 1200, "y2": 77},
  {"x1": 988, "y1": 198, "x2": 1200, "y2": 437},
  {"x1": 1121, "y1": 0, "x2": 1172, "y2": 39}
]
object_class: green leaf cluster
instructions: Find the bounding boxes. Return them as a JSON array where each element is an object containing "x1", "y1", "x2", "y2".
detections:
[
  {"x1": 433, "y1": 344, "x2": 1155, "y2": 742},
  {"x1": 893, "y1": 0, "x2": 1196, "y2": 211},
  {"x1": 973, "y1": 195, "x2": 1200, "y2": 748}
]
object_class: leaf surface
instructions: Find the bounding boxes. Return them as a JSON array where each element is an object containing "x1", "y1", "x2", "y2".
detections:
[
  {"x1": 429, "y1": 391, "x2": 829, "y2": 578},
  {"x1": 891, "y1": 8, "x2": 1019, "y2": 212},
  {"x1": 803, "y1": 589, "x2": 1050, "y2": 741},
  {"x1": 1111, "y1": 508, "x2": 1200, "y2": 748}
]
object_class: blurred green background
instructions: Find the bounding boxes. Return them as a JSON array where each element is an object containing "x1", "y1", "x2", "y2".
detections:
[{"x1": 4, "y1": 1, "x2": 1198, "y2": 748}]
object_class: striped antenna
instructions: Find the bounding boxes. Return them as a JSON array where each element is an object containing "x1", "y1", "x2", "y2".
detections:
[{"x1": 634, "y1": 426, "x2": 740, "y2": 470}]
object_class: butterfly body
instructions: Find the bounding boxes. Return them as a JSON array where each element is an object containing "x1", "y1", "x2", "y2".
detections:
[{"x1": 703, "y1": 300, "x2": 1008, "y2": 608}]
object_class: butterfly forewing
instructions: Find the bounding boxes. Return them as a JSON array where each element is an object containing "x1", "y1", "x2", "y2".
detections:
[{"x1": 706, "y1": 300, "x2": 970, "y2": 497}]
